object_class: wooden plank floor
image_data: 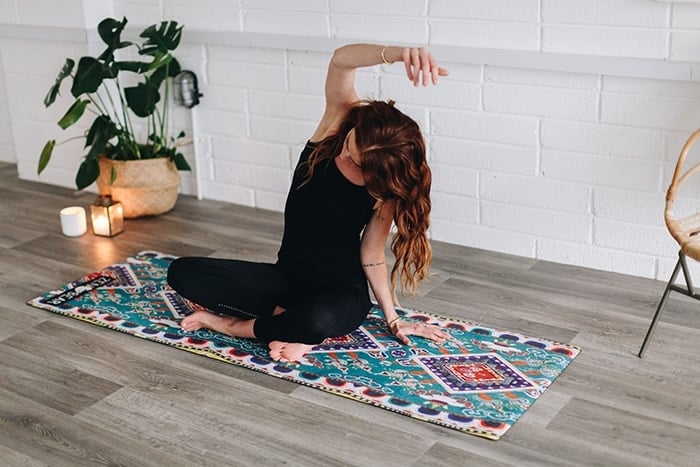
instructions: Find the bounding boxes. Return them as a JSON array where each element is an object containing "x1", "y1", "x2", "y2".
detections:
[{"x1": 1, "y1": 161, "x2": 698, "y2": 466}]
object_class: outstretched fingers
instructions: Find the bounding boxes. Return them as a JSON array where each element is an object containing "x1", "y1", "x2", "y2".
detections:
[
  {"x1": 403, "y1": 47, "x2": 449, "y2": 87},
  {"x1": 393, "y1": 320, "x2": 451, "y2": 345},
  {"x1": 414, "y1": 323, "x2": 450, "y2": 344}
]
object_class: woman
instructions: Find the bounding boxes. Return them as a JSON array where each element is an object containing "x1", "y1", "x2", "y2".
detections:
[{"x1": 167, "y1": 43, "x2": 450, "y2": 362}]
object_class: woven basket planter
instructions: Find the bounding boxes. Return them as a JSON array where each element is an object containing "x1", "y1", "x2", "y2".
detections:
[{"x1": 97, "y1": 156, "x2": 181, "y2": 218}]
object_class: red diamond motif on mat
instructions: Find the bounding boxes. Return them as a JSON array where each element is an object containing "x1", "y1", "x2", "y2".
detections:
[
  {"x1": 327, "y1": 334, "x2": 354, "y2": 345},
  {"x1": 446, "y1": 363, "x2": 504, "y2": 383}
]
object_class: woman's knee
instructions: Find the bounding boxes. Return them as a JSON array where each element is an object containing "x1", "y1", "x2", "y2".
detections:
[
  {"x1": 300, "y1": 309, "x2": 337, "y2": 343},
  {"x1": 301, "y1": 299, "x2": 368, "y2": 342}
]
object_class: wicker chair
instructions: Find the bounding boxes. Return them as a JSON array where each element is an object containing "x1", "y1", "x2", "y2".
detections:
[{"x1": 639, "y1": 129, "x2": 700, "y2": 357}]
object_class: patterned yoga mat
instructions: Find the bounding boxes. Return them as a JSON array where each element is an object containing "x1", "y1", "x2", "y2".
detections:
[{"x1": 27, "y1": 251, "x2": 580, "y2": 440}]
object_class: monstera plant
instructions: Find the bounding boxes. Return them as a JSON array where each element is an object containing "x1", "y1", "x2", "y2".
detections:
[{"x1": 38, "y1": 17, "x2": 191, "y2": 190}]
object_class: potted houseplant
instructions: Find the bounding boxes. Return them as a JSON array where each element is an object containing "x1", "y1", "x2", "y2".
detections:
[{"x1": 38, "y1": 17, "x2": 192, "y2": 217}]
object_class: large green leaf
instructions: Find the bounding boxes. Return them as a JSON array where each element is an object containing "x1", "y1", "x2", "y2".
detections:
[
  {"x1": 70, "y1": 57, "x2": 111, "y2": 97},
  {"x1": 172, "y1": 153, "x2": 191, "y2": 171},
  {"x1": 37, "y1": 140, "x2": 56, "y2": 175},
  {"x1": 148, "y1": 56, "x2": 181, "y2": 90},
  {"x1": 75, "y1": 158, "x2": 100, "y2": 190},
  {"x1": 85, "y1": 136, "x2": 109, "y2": 162},
  {"x1": 98, "y1": 17, "x2": 127, "y2": 46},
  {"x1": 147, "y1": 51, "x2": 173, "y2": 72},
  {"x1": 139, "y1": 21, "x2": 183, "y2": 56},
  {"x1": 44, "y1": 58, "x2": 75, "y2": 107},
  {"x1": 168, "y1": 57, "x2": 182, "y2": 77},
  {"x1": 125, "y1": 82, "x2": 160, "y2": 117},
  {"x1": 97, "y1": 17, "x2": 132, "y2": 61},
  {"x1": 85, "y1": 115, "x2": 118, "y2": 148},
  {"x1": 84, "y1": 118, "x2": 119, "y2": 163},
  {"x1": 57, "y1": 99, "x2": 89, "y2": 129}
]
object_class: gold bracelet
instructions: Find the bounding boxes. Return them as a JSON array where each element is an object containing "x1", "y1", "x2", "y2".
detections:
[
  {"x1": 381, "y1": 46, "x2": 394, "y2": 65},
  {"x1": 387, "y1": 316, "x2": 401, "y2": 327},
  {"x1": 362, "y1": 261, "x2": 385, "y2": 267}
]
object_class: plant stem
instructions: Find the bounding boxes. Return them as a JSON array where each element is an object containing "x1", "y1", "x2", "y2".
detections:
[
  {"x1": 55, "y1": 134, "x2": 88, "y2": 146},
  {"x1": 85, "y1": 94, "x2": 107, "y2": 117},
  {"x1": 98, "y1": 86, "x2": 122, "y2": 130},
  {"x1": 113, "y1": 78, "x2": 140, "y2": 158},
  {"x1": 162, "y1": 60, "x2": 169, "y2": 147}
]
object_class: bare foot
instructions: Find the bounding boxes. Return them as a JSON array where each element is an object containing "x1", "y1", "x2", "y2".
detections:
[
  {"x1": 181, "y1": 310, "x2": 248, "y2": 336},
  {"x1": 268, "y1": 341, "x2": 314, "y2": 363}
]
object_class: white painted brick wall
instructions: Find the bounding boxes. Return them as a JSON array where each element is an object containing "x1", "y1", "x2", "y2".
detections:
[
  {"x1": 603, "y1": 76, "x2": 700, "y2": 99},
  {"x1": 210, "y1": 137, "x2": 290, "y2": 170},
  {"x1": 593, "y1": 188, "x2": 666, "y2": 225},
  {"x1": 430, "y1": 20, "x2": 539, "y2": 50},
  {"x1": 483, "y1": 83, "x2": 598, "y2": 121},
  {"x1": 594, "y1": 218, "x2": 677, "y2": 258},
  {"x1": 249, "y1": 116, "x2": 317, "y2": 145},
  {"x1": 480, "y1": 173, "x2": 591, "y2": 215},
  {"x1": 244, "y1": 10, "x2": 329, "y2": 36},
  {"x1": 430, "y1": 138, "x2": 537, "y2": 175},
  {"x1": 248, "y1": 91, "x2": 324, "y2": 122},
  {"x1": 431, "y1": 110, "x2": 538, "y2": 147},
  {"x1": 112, "y1": 1, "x2": 161, "y2": 26},
  {"x1": 430, "y1": 0, "x2": 539, "y2": 22},
  {"x1": 481, "y1": 201, "x2": 592, "y2": 243},
  {"x1": 601, "y1": 94, "x2": 700, "y2": 131},
  {"x1": 333, "y1": 15, "x2": 428, "y2": 43},
  {"x1": 380, "y1": 74, "x2": 480, "y2": 111},
  {"x1": 431, "y1": 219, "x2": 536, "y2": 258},
  {"x1": 0, "y1": 48, "x2": 14, "y2": 163},
  {"x1": 542, "y1": 0, "x2": 670, "y2": 28},
  {"x1": 199, "y1": 85, "x2": 246, "y2": 113},
  {"x1": 15, "y1": 0, "x2": 86, "y2": 27},
  {"x1": 485, "y1": 66, "x2": 599, "y2": 90},
  {"x1": 541, "y1": 150, "x2": 662, "y2": 192},
  {"x1": 432, "y1": 193, "x2": 478, "y2": 224},
  {"x1": 669, "y1": 31, "x2": 700, "y2": 61},
  {"x1": 0, "y1": 0, "x2": 18, "y2": 23},
  {"x1": 164, "y1": 2, "x2": 241, "y2": 31},
  {"x1": 541, "y1": 120, "x2": 666, "y2": 162},
  {"x1": 542, "y1": 26, "x2": 668, "y2": 59},
  {"x1": 331, "y1": 0, "x2": 425, "y2": 17},
  {"x1": 431, "y1": 164, "x2": 478, "y2": 198},
  {"x1": 5, "y1": 0, "x2": 700, "y2": 284},
  {"x1": 208, "y1": 61, "x2": 286, "y2": 91}
]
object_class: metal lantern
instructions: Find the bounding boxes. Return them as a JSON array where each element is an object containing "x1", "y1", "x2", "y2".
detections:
[
  {"x1": 173, "y1": 70, "x2": 202, "y2": 108},
  {"x1": 90, "y1": 195, "x2": 124, "y2": 237}
]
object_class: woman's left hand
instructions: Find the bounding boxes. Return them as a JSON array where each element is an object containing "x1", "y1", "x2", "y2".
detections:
[
  {"x1": 390, "y1": 319, "x2": 451, "y2": 345},
  {"x1": 402, "y1": 47, "x2": 449, "y2": 87}
]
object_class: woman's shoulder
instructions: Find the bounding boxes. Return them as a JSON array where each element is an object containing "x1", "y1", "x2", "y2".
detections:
[{"x1": 296, "y1": 140, "x2": 317, "y2": 167}]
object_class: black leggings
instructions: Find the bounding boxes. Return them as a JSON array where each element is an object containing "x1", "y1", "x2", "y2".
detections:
[{"x1": 166, "y1": 257, "x2": 372, "y2": 345}]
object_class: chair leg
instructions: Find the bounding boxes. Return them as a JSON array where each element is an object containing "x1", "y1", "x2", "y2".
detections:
[{"x1": 638, "y1": 255, "x2": 683, "y2": 358}]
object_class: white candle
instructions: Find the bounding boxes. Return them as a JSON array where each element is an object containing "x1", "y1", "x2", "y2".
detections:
[{"x1": 59, "y1": 206, "x2": 87, "y2": 237}]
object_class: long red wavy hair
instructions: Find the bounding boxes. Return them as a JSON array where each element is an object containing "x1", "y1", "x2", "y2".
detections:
[{"x1": 306, "y1": 100, "x2": 432, "y2": 294}]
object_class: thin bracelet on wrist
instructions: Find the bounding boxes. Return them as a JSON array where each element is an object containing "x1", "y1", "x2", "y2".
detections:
[
  {"x1": 387, "y1": 316, "x2": 401, "y2": 327},
  {"x1": 381, "y1": 46, "x2": 394, "y2": 65}
]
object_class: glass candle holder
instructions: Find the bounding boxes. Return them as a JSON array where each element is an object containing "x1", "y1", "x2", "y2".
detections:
[{"x1": 90, "y1": 195, "x2": 124, "y2": 237}]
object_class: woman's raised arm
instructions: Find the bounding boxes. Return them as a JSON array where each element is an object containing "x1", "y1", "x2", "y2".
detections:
[{"x1": 311, "y1": 44, "x2": 449, "y2": 141}]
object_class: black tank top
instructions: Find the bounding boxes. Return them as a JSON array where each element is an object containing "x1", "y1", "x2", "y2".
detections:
[{"x1": 277, "y1": 141, "x2": 376, "y2": 284}]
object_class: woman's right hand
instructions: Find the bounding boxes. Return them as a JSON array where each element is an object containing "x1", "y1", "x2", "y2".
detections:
[
  {"x1": 402, "y1": 47, "x2": 449, "y2": 87},
  {"x1": 390, "y1": 318, "x2": 451, "y2": 345}
]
